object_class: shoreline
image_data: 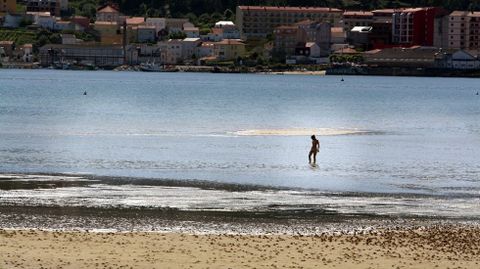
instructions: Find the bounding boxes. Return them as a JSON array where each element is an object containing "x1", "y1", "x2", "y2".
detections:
[
  {"x1": 2, "y1": 172, "x2": 480, "y2": 222},
  {"x1": 3, "y1": 64, "x2": 480, "y2": 78},
  {"x1": 1, "y1": 204, "x2": 479, "y2": 234}
]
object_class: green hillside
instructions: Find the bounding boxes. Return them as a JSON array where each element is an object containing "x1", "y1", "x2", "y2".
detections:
[{"x1": 70, "y1": 0, "x2": 480, "y2": 19}]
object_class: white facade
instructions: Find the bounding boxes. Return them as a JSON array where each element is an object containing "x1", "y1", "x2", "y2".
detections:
[
  {"x1": 138, "y1": 26, "x2": 156, "y2": 43},
  {"x1": 306, "y1": 42, "x2": 321, "y2": 58},
  {"x1": 213, "y1": 20, "x2": 240, "y2": 40},
  {"x1": 447, "y1": 50, "x2": 480, "y2": 69},
  {"x1": 181, "y1": 37, "x2": 201, "y2": 61},
  {"x1": 158, "y1": 40, "x2": 183, "y2": 64}
]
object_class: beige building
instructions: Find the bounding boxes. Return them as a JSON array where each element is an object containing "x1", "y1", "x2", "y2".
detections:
[
  {"x1": 94, "y1": 21, "x2": 122, "y2": 45},
  {"x1": 0, "y1": 0, "x2": 16, "y2": 14},
  {"x1": 448, "y1": 11, "x2": 480, "y2": 50},
  {"x1": 236, "y1": 6, "x2": 342, "y2": 39},
  {"x1": 214, "y1": 39, "x2": 245, "y2": 61}
]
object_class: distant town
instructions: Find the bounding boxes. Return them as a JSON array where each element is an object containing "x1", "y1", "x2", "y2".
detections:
[{"x1": 1, "y1": 1, "x2": 480, "y2": 75}]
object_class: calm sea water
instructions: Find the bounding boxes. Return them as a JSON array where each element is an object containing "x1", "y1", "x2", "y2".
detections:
[{"x1": 0, "y1": 69, "x2": 479, "y2": 218}]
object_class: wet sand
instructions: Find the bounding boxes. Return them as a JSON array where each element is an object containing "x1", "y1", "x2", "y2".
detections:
[{"x1": 1, "y1": 226, "x2": 479, "y2": 269}]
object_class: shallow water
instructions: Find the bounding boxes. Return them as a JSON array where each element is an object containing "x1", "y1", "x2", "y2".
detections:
[{"x1": 0, "y1": 70, "x2": 479, "y2": 218}]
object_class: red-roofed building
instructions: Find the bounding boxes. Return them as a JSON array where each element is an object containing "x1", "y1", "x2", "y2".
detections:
[
  {"x1": 235, "y1": 5, "x2": 342, "y2": 39},
  {"x1": 96, "y1": 4, "x2": 124, "y2": 23}
]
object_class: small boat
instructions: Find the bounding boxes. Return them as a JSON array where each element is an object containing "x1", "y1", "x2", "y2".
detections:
[{"x1": 140, "y1": 61, "x2": 164, "y2": 72}]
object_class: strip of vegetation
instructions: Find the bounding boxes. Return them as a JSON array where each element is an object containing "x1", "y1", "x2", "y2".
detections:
[{"x1": 0, "y1": 29, "x2": 36, "y2": 45}]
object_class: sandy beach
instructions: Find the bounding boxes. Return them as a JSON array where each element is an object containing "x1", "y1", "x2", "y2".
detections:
[{"x1": 1, "y1": 225, "x2": 479, "y2": 269}]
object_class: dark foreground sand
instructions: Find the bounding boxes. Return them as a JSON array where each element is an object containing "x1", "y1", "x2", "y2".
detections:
[{"x1": 1, "y1": 225, "x2": 479, "y2": 269}]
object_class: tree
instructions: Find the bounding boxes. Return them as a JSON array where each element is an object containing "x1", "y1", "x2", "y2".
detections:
[
  {"x1": 49, "y1": 33, "x2": 62, "y2": 44},
  {"x1": 19, "y1": 18, "x2": 33, "y2": 27},
  {"x1": 80, "y1": 3, "x2": 97, "y2": 19},
  {"x1": 168, "y1": 31, "x2": 187, "y2": 39},
  {"x1": 223, "y1": 9, "x2": 234, "y2": 21}
]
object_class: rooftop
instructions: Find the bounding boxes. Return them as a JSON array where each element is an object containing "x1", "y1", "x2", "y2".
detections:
[
  {"x1": 371, "y1": 9, "x2": 398, "y2": 14},
  {"x1": 126, "y1": 17, "x2": 145, "y2": 25},
  {"x1": 182, "y1": 37, "x2": 201, "y2": 42},
  {"x1": 215, "y1": 21, "x2": 235, "y2": 27},
  {"x1": 334, "y1": 47, "x2": 358, "y2": 54},
  {"x1": 137, "y1": 25, "x2": 156, "y2": 29},
  {"x1": 216, "y1": 39, "x2": 245, "y2": 45},
  {"x1": 364, "y1": 46, "x2": 456, "y2": 60},
  {"x1": 94, "y1": 21, "x2": 118, "y2": 25},
  {"x1": 351, "y1": 26, "x2": 373, "y2": 32},
  {"x1": 450, "y1": 10, "x2": 480, "y2": 17},
  {"x1": 97, "y1": 5, "x2": 120, "y2": 14},
  {"x1": 183, "y1": 26, "x2": 199, "y2": 31},
  {"x1": 40, "y1": 44, "x2": 123, "y2": 50},
  {"x1": 238, "y1": 6, "x2": 342, "y2": 13},
  {"x1": 331, "y1": 27, "x2": 344, "y2": 33},
  {"x1": 343, "y1": 11, "x2": 373, "y2": 17}
]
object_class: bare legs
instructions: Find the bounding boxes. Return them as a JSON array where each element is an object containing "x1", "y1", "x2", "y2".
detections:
[{"x1": 308, "y1": 151, "x2": 317, "y2": 164}]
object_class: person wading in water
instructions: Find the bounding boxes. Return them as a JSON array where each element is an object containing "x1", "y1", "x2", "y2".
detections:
[{"x1": 309, "y1": 135, "x2": 320, "y2": 164}]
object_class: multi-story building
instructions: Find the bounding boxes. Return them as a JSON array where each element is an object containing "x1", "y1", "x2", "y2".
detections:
[
  {"x1": 392, "y1": 7, "x2": 446, "y2": 46},
  {"x1": 274, "y1": 20, "x2": 331, "y2": 57},
  {"x1": 39, "y1": 44, "x2": 124, "y2": 67},
  {"x1": 137, "y1": 25, "x2": 156, "y2": 43},
  {"x1": 296, "y1": 20, "x2": 331, "y2": 54},
  {"x1": 273, "y1": 26, "x2": 304, "y2": 56},
  {"x1": 0, "y1": 0, "x2": 16, "y2": 14},
  {"x1": 448, "y1": 11, "x2": 480, "y2": 50},
  {"x1": 370, "y1": 9, "x2": 396, "y2": 49},
  {"x1": 25, "y1": 0, "x2": 65, "y2": 16},
  {"x1": 213, "y1": 21, "x2": 241, "y2": 40},
  {"x1": 236, "y1": 6, "x2": 342, "y2": 39},
  {"x1": 158, "y1": 39, "x2": 183, "y2": 64},
  {"x1": 165, "y1": 18, "x2": 189, "y2": 33},
  {"x1": 343, "y1": 11, "x2": 373, "y2": 32},
  {"x1": 146, "y1": 18, "x2": 166, "y2": 35}
]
